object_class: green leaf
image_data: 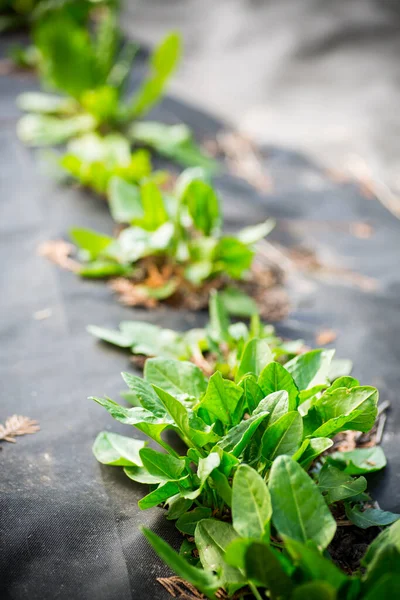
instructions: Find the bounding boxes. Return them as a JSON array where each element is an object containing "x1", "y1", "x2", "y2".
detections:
[
  {"x1": 176, "y1": 507, "x2": 212, "y2": 535},
  {"x1": 139, "y1": 180, "x2": 169, "y2": 231},
  {"x1": 214, "y1": 236, "x2": 254, "y2": 279},
  {"x1": 154, "y1": 385, "x2": 219, "y2": 448},
  {"x1": 362, "y1": 575, "x2": 400, "y2": 599},
  {"x1": 139, "y1": 447, "x2": 186, "y2": 481},
  {"x1": 198, "y1": 371, "x2": 243, "y2": 426},
  {"x1": 17, "y1": 113, "x2": 96, "y2": 146},
  {"x1": 318, "y1": 464, "x2": 367, "y2": 504},
  {"x1": 329, "y1": 376, "x2": 359, "y2": 390},
  {"x1": 207, "y1": 290, "x2": 231, "y2": 343},
  {"x1": 92, "y1": 431, "x2": 145, "y2": 467},
  {"x1": 218, "y1": 287, "x2": 258, "y2": 317},
  {"x1": 145, "y1": 358, "x2": 207, "y2": 401},
  {"x1": 224, "y1": 538, "x2": 254, "y2": 570},
  {"x1": 244, "y1": 541, "x2": 294, "y2": 596},
  {"x1": 108, "y1": 176, "x2": 143, "y2": 223},
  {"x1": 253, "y1": 390, "x2": 289, "y2": 424},
  {"x1": 195, "y1": 519, "x2": 245, "y2": 592},
  {"x1": 70, "y1": 227, "x2": 113, "y2": 260},
  {"x1": 198, "y1": 452, "x2": 221, "y2": 486},
  {"x1": 143, "y1": 528, "x2": 220, "y2": 600},
  {"x1": 328, "y1": 446, "x2": 386, "y2": 475},
  {"x1": 362, "y1": 520, "x2": 400, "y2": 566},
  {"x1": 236, "y1": 338, "x2": 273, "y2": 381},
  {"x1": 261, "y1": 411, "x2": 303, "y2": 462},
  {"x1": 17, "y1": 91, "x2": 77, "y2": 114},
  {"x1": 139, "y1": 481, "x2": 180, "y2": 509},
  {"x1": 313, "y1": 385, "x2": 378, "y2": 435},
  {"x1": 183, "y1": 179, "x2": 220, "y2": 236},
  {"x1": 237, "y1": 219, "x2": 275, "y2": 245},
  {"x1": 35, "y1": 12, "x2": 102, "y2": 98},
  {"x1": 291, "y1": 581, "x2": 337, "y2": 600},
  {"x1": 124, "y1": 466, "x2": 162, "y2": 485},
  {"x1": 217, "y1": 411, "x2": 270, "y2": 457},
  {"x1": 285, "y1": 349, "x2": 335, "y2": 390},
  {"x1": 210, "y1": 469, "x2": 233, "y2": 507},
  {"x1": 363, "y1": 544, "x2": 400, "y2": 590},
  {"x1": 122, "y1": 373, "x2": 171, "y2": 419},
  {"x1": 130, "y1": 122, "x2": 217, "y2": 172},
  {"x1": 299, "y1": 437, "x2": 333, "y2": 469},
  {"x1": 232, "y1": 464, "x2": 272, "y2": 539},
  {"x1": 78, "y1": 260, "x2": 130, "y2": 278},
  {"x1": 284, "y1": 537, "x2": 348, "y2": 589},
  {"x1": 166, "y1": 495, "x2": 193, "y2": 520},
  {"x1": 258, "y1": 362, "x2": 299, "y2": 410},
  {"x1": 345, "y1": 505, "x2": 400, "y2": 529},
  {"x1": 179, "y1": 538, "x2": 199, "y2": 565},
  {"x1": 90, "y1": 396, "x2": 170, "y2": 449},
  {"x1": 269, "y1": 456, "x2": 336, "y2": 550},
  {"x1": 120, "y1": 323, "x2": 186, "y2": 360},
  {"x1": 88, "y1": 324, "x2": 134, "y2": 348},
  {"x1": 130, "y1": 32, "x2": 181, "y2": 118},
  {"x1": 239, "y1": 375, "x2": 264, "y2": 414}
]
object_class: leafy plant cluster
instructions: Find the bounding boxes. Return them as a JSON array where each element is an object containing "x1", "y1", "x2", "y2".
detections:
[
  {"x1": 88, "y1": 290, "x2": 305, "y2": 375},
  {"x1": 15, "y1": 2, "x2": 215, "y2": 175},
  {"x1": 68, "y1": 172, "x2": 274, "y2": 303},
  {"x1": 91, "y1": 333, "x2": 398, "y2": 598},
  {"x1": 13, "y1": 2, "x2": 277, "y2": 311}
]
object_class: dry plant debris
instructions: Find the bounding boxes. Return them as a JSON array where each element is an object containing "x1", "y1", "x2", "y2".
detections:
[
  {"x1": 38, "y1": 240, "x2": 81, "y2": 273},
  {"x1": 0, "y1": 415, "x2": 40, "y2": 443},
  {"x1": 316, "y1": 329, "x2": 337, "y2": 346},
  {"x1": 203, "y1": 131, "x2": 272, "y2": 193}
]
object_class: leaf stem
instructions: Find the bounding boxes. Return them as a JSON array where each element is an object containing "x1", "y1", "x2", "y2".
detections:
[{"x1": 249, "y1": 582, "x2": 263, "y2": 600}]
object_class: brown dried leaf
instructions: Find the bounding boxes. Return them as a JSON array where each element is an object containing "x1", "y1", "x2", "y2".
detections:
[
  {"x1": 157, "y1": 577, "x2": 205, "y2": 600},
  {"x1": 109, "y1": 278, "x2": 158, "y2": 308},
  {"x1": 38, "y1": 240, "x2": 80, "y2": 273},
  {"x1": 316, "y1": 329, "x2": 337, "y2": 346},
  {"x1": 0, "y1": 415, "x2": 40, "y2": 443}
]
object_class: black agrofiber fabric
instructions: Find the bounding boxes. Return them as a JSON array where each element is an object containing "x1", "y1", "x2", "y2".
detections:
[{"x1": 1, "y1": 34, "x2": 400, "y2": 600}]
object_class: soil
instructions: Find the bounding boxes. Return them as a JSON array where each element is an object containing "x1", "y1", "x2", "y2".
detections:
[{"x1": 328, "y1": 507, "x2": 379, "y2": 574}]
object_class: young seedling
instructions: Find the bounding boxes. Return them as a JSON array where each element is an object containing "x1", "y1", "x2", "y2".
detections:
[
  {"x1": 88, "y1": 290, "x2": 304, "y2": 374},
  {"x1": 47, "y1": 171, "x2": 279, "y2": 312},
  {"x1": 90, "y1": 342, "x2": 397, "y2": 598},
  {"x1": 16, "y1": 7, "x2": 215, "y2": 170}
]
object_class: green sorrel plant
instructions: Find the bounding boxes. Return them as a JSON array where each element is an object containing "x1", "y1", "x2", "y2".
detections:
[
  {"x1": 56, "y1": 132, "x2": 157, "y2": 195},
  {"x1": 88, "y1": 290, "x2": 304, "y2": 374},
  {"x1": 16, "y1": 8, "x2": 215, "y2": 170},
  {"x1": 63, "y1": 171, "x2": 275, "y2": 307},
  {"x1": 143, "y1": 462, "x2": 400, "y2": 600},
  {"x1": 90, "y1": 342, "x2": 398, "y2": 598}
]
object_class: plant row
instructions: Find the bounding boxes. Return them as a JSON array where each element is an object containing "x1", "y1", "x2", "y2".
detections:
[{"x1": 7, "y1": 2, "x2": 400, "y2": 598}]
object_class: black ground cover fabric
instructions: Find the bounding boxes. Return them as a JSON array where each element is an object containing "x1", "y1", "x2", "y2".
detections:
[{"x1": 1, "y1": 34, "x2": 400, "y2": 600}]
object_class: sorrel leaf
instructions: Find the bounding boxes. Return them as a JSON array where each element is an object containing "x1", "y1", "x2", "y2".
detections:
[
  {"x1": 327, "y1": 446, "x2": 387, "y2": 475},
  {"x1": 92, "y1": 431, "x2": 145, "y2": 466},
  {"x1": 144, "y1": 358, "x2": 207, "y2": 401},
  {"x1": 143, "y1": 528, "x2": 221, "y2": 600},
  {"x1": 269, "y1": 456, "x2": 336, "y2": 550},
  {"x1": 236, "y1": 338, "x2": 273, "y2": 381},
  {"x1": 258, "y1": 361, "x2": 299, "y2": 410},
  {"x1": 232, "y1": 464, "x2": 272, "y2": 539}
]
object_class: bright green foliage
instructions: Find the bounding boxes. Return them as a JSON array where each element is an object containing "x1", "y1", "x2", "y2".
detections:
[
  {"x1": 16, "y1": 11, "x2": 214, "y2": 170},
  {"x1": 59, "y1": 133, "x2": 153, "y2": 194},
  {"x1": 88, "y1": 290, "x2": 299, "y2": 371},
  {"x1": 89, "y1": 332, "x2": 393, "y2": 599},
  {"x1": 68, "y1": 174, "x2": 275, "y2": 297}
]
